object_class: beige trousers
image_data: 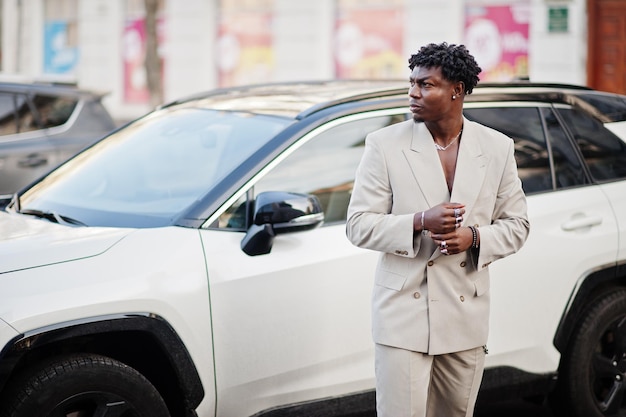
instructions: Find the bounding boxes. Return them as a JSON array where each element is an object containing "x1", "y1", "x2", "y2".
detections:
[{"x1": 375, "y1": 344, "x2": 485, "y2": 417}]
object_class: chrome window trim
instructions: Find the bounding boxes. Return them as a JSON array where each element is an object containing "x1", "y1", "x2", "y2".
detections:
[{"x1": 463, "y1": 101, "x2": 556, "y2": 109}]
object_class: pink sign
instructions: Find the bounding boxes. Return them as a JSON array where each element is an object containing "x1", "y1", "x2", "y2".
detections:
[
  {"x1": 123, "y1": 17, "x2": 165, "y2": 103},
  {"x1": 464, "y1": 3, "x2": 530, "y2": 81}
]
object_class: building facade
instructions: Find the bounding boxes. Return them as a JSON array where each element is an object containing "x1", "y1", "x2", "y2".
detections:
[{"x1": 0, "y1": 0, "x2": 620, "y2": 122}]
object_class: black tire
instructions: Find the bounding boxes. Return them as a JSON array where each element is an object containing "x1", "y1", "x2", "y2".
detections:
[
  {"x1": 551, "y1": 289, "x2": 626, "y2": 417},
  {"x1": 0, "y1": 353, "x2": 170, "y2": 417}
]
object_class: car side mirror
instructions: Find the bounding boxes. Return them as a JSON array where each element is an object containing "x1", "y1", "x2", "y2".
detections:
[{"x1": 241, "y1": 191, "x2": 324, "y2": 256}]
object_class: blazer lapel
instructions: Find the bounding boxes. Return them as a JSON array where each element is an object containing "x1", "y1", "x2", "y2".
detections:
[
  {"x1": 403, "y1": 121, "x2": 450, "y2": 208},
  {"x1": 450, "y1": 118, "x2": 489, "y2": 223}
]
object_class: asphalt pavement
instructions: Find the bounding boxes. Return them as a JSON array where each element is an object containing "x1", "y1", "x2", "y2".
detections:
[
  {"x1": 348, "y1": 398, "x2": 555, "y2": 417},
  {"x1": 475, "y1": 399, "x2": 554, "y2": 417}
]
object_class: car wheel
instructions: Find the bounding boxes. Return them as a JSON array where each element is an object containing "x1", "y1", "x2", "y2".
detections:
[
  {"x1": 552, "y1": 289, "x2": 626, "y2": 417},
  {"x1": 0, "y1": 353, "x2": 170, "y2": 417}
]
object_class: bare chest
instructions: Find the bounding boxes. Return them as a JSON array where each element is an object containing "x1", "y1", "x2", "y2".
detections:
[{"x1": 438, "y1": 147, "x2": 459, "y2": 193}]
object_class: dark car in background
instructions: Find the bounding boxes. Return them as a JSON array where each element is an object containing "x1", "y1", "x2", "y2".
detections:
[{"x1": 0, "y1": 81, "x2": 116, "y2": 196}]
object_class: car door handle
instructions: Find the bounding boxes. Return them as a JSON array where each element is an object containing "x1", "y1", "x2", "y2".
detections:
[
  {"x1": 18, "y1": 154, "x2": 48, "y2": 168},
  {"x1": 561, "y1": 215, "x2": 603, "y2": 231}
]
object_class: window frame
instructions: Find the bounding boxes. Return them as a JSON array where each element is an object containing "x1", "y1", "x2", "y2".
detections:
[{"x1": 552, "y1": 103, "x2": 626, "y2": 184}]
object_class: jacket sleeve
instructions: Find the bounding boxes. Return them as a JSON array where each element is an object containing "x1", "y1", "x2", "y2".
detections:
[
  {"x1": 346, "y1": 133, "x2": 421, "y2": 257},
  {"x1": 472, "y1": 139, "x2": 530, "y2": 271}
]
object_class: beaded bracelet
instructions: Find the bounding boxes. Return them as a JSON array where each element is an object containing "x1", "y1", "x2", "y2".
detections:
[{"x1": 468, "y1": 226, "x2": 478, "y2": 249}]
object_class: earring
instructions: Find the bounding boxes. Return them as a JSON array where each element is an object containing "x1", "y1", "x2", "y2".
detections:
[{"x1": 452, "y1": 95, "x2": 457, "y2": 100}]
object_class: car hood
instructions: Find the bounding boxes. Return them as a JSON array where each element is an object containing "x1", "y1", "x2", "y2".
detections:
[{"x1": 0, "y1": 211, "x2": 132, "y2": 274}]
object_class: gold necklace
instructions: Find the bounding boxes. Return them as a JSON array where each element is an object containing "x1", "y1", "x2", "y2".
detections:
[{"x1": 434, "y1": 128, "x2": 463, "y2": 151}]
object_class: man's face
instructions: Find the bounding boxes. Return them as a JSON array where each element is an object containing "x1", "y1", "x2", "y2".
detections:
[{"x1": 408, "y1": 66, "x2": 457, "y2": 122}]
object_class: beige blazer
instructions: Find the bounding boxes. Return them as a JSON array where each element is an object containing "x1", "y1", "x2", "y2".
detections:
[{"x1": 346, "y1": 117, "x2": 529, "y2": 355}]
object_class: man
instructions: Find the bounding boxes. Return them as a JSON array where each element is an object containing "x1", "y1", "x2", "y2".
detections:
[{"x1": 346, "y1": 42, "x2": 530, "y2": 417}]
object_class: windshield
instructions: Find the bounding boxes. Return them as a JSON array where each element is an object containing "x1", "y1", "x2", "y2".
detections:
[{"x1": 17, "y1": 108, "x2": 291, "y2": 227}]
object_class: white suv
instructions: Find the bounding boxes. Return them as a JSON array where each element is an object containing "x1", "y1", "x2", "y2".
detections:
[{"x1": 0, "y1": 81, "x2": 625, "y2": 417}]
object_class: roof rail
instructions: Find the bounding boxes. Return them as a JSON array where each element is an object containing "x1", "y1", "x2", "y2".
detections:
[{"x1": 476, "y1": 81, "x2": 592, "y2": 90}]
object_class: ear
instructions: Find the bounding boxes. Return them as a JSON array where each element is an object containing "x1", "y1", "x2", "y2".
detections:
[{"x1": 454, "y1": 81, "x2": 465, "y2": 96}]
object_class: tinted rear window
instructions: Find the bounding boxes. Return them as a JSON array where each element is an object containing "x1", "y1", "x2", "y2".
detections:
[{"x1": 574, "y1": 93, "x2": 626, "y2": 123}]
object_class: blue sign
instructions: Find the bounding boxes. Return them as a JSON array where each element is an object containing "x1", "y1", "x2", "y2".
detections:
[{"x1": 44, "y1": 20, "x2": 79, "y2": 74}]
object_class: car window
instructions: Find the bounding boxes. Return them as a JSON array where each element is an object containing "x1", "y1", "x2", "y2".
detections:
[
  {"x1": 216, "y1": 113, "x2": 406, "y2": 229},
  {"x1": 557, "y1": 107, "x2": 626, "y2": 182},
  {"x1": 0, "y1": 92, "x2": 79, "y2": 135},
  {"x1": 574, "y1": 92, "x2": 626, "y2": 122},
  {"x1": 0, "y1": 93, "x2": 32, "y2": 136},
  {"x1": 464, "y1": 106, "x2": 587, "y2": 194},
  {"x1": 541, "y1": 107, "x2": 588, "y2": 189},
  {"x1": 31, "y1": 93, "x2": 78, "y2": 128}
]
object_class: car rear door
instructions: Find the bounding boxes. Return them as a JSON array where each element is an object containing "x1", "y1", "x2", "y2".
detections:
[
  {"x1": 554, "y1": 105, "x2": 626, "y2": 265},
  {"x1": 464, "y1": 103, "x2": 619, "y2": 375}
]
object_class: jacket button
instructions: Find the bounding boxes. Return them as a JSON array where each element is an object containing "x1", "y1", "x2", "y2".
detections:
[
  {"x1": 460, "y1": 261, "x2": 467, "y2": 267},
  {"x1": 413, "y1": 292, "x2": 421, "y2": 299},
  {"x1": 460, "y1": 295, "x2": 465, "y2": 302},
  {"x1": 428, "y1": 261, "x2": 434, "y2": 267}
]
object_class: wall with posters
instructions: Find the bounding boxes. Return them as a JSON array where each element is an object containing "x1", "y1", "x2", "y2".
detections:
[{"x1": 0, "y1": 0, "x2": 591, "y2": 122}]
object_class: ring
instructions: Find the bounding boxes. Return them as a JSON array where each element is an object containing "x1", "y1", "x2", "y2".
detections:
[
  {"x1": 441, "y1": 248, "x2": 448, "y2": 255},
  {"x1": 455, "y1": 216, "x2": 462, "y2": 223},
  {"x1": 454, "y1": 208, "x2": 460, "y2": 217},
  {"x1": 441, "y1": 241, "x2": 447, "y2": 249},
  {"x1": 455, "y1": 223, "x2": 461, "y2": 228}
]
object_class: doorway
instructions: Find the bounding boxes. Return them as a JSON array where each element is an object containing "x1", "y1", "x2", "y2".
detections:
[{"x1": 587, "y1": 0, "x2": 626, "y2": 94}]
